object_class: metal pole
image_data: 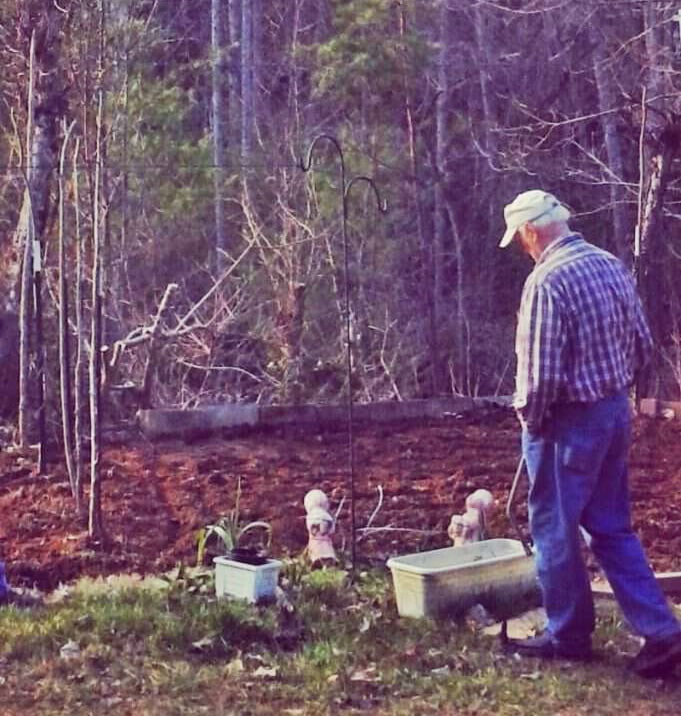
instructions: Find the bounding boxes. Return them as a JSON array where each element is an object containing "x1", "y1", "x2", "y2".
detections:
[{"x1": 299, "y1": 136, "x2": 387, "y2": 572}]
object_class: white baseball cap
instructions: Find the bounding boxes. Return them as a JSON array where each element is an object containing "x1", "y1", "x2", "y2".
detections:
[{"x1": 499, "y1": 190, "x2": 567, "y2": 248}]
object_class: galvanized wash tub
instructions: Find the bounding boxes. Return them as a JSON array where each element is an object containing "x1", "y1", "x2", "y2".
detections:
[{"x1": 387, "y1": 538, "x2": 538, "y2": 619}]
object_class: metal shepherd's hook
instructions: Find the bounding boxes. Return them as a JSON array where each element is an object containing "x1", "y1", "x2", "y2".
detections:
[{"x1": 299, "y1": 134, "x2": 388, "y2": 573}]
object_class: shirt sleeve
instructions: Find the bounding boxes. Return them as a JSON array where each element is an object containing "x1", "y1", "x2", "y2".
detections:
[
  {"x1": 514, "y1": 279, "x2": 565, "y2": 433},
  {"x1": 633, "y1": 293, "x2": 653, "y2": 373}
]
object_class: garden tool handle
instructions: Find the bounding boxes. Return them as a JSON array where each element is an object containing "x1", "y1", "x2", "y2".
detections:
[{"x1": 506, "y1": 456, "x2": 533, "y2": 557}]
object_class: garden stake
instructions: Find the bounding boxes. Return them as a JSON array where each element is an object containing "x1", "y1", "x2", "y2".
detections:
[
  {"x1": 500, "y1": 455, "x2": 534, "y2": 646},
  {"x1": 299, "y1": 135, "x2": 387, "y2": 574},
  {"x1": 506, "y1": 455, "x2": 533, "y2": 557}
]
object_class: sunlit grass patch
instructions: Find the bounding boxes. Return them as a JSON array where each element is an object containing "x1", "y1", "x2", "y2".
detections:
[
  {"x1": 0, "y1": 567, "x2": 679, "y2": 714},
  {"x1": 0, "y1": 576, "x2": 277, "y2": 662}
]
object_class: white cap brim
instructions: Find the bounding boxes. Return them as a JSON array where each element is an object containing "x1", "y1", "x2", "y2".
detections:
[{"x1": 499, "y1": 225, "x2": 518, "y2": 248}]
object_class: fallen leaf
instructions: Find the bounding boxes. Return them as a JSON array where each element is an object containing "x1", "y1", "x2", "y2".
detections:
[
  {"x1": 60, "y1": 641, "x2": 81, "y2": 660},
  {"x1": 252, "y1": 665, "x2": 278, "y2": 679},
  {"x1": 349, "y1": 666, "x2": 381, "y2": 683},
  {"x1": 191, "y1": 636, "x2": 215, "y2": 652}
]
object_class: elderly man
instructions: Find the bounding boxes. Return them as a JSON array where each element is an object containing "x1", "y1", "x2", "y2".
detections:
[{"x1": 500, "y1": 189, "x2": 681, "y2": 677}]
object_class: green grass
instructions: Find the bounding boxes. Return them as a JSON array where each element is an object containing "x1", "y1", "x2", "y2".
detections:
[{"x1": 0, "y1": 565, "x2": 679, "y2": 714}]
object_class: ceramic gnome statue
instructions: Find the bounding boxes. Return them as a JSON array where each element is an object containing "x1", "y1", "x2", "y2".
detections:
[
  {"x1": 304, "y1": 489, "x2": 337, "y2": 566},
  {"x1": 448, "y1": 489, "x2": 494, "y2": 546}
]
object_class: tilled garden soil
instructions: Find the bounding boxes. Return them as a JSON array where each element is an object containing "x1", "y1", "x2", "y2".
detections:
[{"x1": 1, "y1": 408, "x2": 680, "y2": 590}]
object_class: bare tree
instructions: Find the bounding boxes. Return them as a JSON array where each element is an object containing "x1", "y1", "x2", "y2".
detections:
[
  {"x1": 211, "y1": 0, "x2": 227, "y2": 271},
  {"x1": 590, "y1": 18, "x2": 629, "y2": 261},
  {"x1": 58, "y1": 120, "x2": 79, "y2": 508},
  {"x1": 73, "y1": 138, "x2": 85, "y2": 510},
  {"x1": 228, "y1": 0, "x2": 241, "y2": 143},
  {"x1": 240, "y1": 0, "x2": 254, "y2": 167},
  {"x1": 635, "y1": 4, "x2": 681, "y2": 393},
  {"x1": 13, "y1": 5, "x2": 64, "y2": 446},
  {"x1": 89, "y1": 0, "x2": 107, "y2": 540}
]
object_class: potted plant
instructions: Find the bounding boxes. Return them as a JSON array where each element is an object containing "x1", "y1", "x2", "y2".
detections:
[{"x1": 196, "y1": 477, "x2": 282, "y2": 603}]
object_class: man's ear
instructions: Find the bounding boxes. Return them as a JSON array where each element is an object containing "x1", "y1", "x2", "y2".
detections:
[
  {"x1": 523, "y1": 222, "x2": 539, "y2": 246},
  {"x1": 516, "y1": 222, "x2": 529, "y2": 247}
]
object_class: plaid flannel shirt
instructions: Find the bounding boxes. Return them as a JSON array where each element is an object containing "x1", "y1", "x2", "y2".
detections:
[{"x1": 514, "y1": 234, "x2": 652, "y2": 432}]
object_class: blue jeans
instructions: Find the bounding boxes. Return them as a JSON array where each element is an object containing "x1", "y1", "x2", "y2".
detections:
[
  {"x1": 522, "y1": 391, "x2": 680, "y2": 647},
  {"x1": 0, "y1": 562, "x2": 7, "y2": 599}
]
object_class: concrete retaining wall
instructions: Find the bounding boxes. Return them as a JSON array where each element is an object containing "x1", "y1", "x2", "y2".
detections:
[{"x1": 137, "y1": 396, "x2": 513, "y2": 440}]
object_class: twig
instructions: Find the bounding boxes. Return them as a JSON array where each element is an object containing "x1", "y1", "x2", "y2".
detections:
[
  {"x1": 364, "y1": 485, "x2": 384, "y2": 532},
  {"x1": 333, "y1": 495, "x2": 346, "y2": 523},
  {"x1": 172, "y1": 236, "x2": 256, "y2": 334},
  {"x1": 357, "y1": 527, "x2": 441, "y2": 536}
]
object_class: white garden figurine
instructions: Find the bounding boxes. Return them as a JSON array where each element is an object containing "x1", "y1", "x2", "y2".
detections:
[
  {"x1": 465, "y1": 488, "x2": 494, "y2": 515},
  {"x1": 448, "y1": 514, "x2": 466, "y2": 546},
  {"x1": 304, "y1": 489, "x2": 337, "y2": 566},
  {"x1": 304, "y1": 488, "x2": 329, "y2": 513},
  {"x1": 448, "y1": 508, "x2": 483, "y2": 545},
  {"x1": 449, "y1": 489, "x2": 495, "y2": 546}
]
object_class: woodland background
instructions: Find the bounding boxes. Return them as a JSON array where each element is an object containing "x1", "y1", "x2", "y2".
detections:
[{"x1": 1, "y1": 0, "x2": 681, "y2": 439}]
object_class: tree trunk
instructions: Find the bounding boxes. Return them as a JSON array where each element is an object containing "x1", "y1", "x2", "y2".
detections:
[
  {"x1": 397, "y1": 4, "x2": 434, "y2": 396},
  {"x1": 33, "y1": 210, "x2": 47, "y2": 473},
  {"x1": 432, "y1": 0, "x2": 451, "y2": 394},
  {"x1": 228, "y1": 0, "x2": 241, "y2": 144},
  {"x1": 89, "y1": 5, "x2": 106, "y2": 541},
  {"x1": 252, "y1": 0, "x2": 262, "y2": 135},
  {"x1": 212, "y1": 0, "x2": 227, "y2": 270},
  {"x1": 73, "y1": 138, "x2": 85, "y2": 511},
  {"x1": 636, "y1": 5, "x2": 677, "y2": 396},
  {"x1": 288, "y1": 0, "x2": 302, "y2": 139},
  {"x1": 17, "y1": 33, "x2": 36, "y2": 446},
  {"x1": 636, "y1": 127, "x2": 680, "y2": 384},
  {"x1": 58, "y1": 121, "x2": 78, "y2": 506},
  {"x1": 89, "y1": 98, "x2": 104, "y2": 539},
  {"x1": 13, "y1": 16, "x2": 62, "y2": 443},
  {"x1": 591, "y1": 22, "x2": 629, "y2": 261},
  {"x1": 241, "y1": 0, "x2": 254, "y2": 167},
  {"x1": 473, "y1": 3, "x2": 497, "y2": 157}
]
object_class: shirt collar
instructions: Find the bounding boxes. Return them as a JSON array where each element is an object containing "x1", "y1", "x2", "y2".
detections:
[{"x1": 536, "y1": 233, "x2": 581, "y2": 266}]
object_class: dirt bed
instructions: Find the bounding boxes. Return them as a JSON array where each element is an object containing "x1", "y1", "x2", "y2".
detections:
[{"x1": 1, "y1": 408, "x2": 680, "y2": 590}]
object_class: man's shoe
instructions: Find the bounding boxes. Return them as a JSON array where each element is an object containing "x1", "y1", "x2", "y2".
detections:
[
  {"x1": 504, "y1": 632, "x2": 592, "y2": 662},
  {"x1": 630, "y1": 634, "x2": 681, "y2": 678}
]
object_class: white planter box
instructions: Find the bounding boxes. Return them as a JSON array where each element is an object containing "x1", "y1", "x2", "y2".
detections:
[
  {"x1": 387, "y1": 539, "x2": 537, "y2": 618},
  {"x1": 213, "y1": 556, "x2": 282, "y2": 603}
]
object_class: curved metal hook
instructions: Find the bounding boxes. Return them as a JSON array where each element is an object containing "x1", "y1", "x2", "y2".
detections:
[
  {"x1": 345, "y1": 175, "x2": 388, "y2": 214},
  {"x1": 299, "y1": 134, "x2": 345, "y2": 174},
  {"x1": 296, "y1": 133, "x2": 387, "y2": 578}
]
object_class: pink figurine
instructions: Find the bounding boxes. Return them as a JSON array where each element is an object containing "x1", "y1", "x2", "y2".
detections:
[{"x1": 304, "y1": 489, "x2": 337, "y2": 566}]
